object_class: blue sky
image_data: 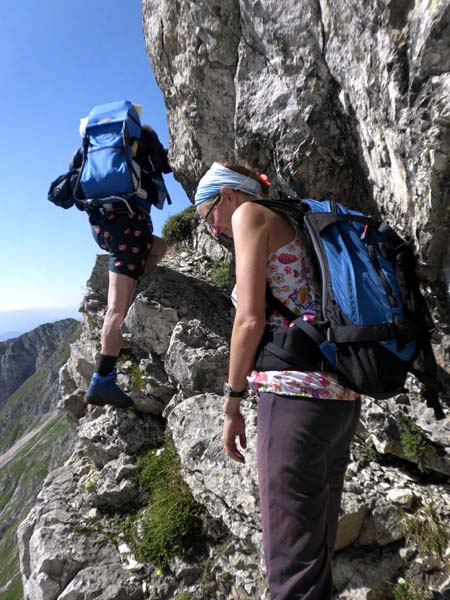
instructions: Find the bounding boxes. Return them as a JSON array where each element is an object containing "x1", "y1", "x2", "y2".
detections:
[{"x1": 0, "y1": 0, "x2": 189, "y2": 314}]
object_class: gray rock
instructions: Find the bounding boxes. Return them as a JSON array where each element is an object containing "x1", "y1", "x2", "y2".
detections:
[
  {"x1": 168, "y1": 394, "x2": 262, "y2": 551},
  {"x1": 124, "y1": 266, "x2": 231, "y2": 356},
  {"x1": 164, "y1": 319, "x2": 229, "y2": 395}
]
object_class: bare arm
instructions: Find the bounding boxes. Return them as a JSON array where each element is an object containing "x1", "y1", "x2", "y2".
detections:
[{"x1": 223, "y1": 202, "x2": 268, "y2": 462}]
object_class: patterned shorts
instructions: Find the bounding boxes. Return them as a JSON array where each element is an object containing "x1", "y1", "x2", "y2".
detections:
[{"x1": 90, "y1": 209, "x2": 154, "y2": 280}]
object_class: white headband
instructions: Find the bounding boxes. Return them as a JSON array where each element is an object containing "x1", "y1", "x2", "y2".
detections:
[{"x1": 194, "y1": 162, "x2": 262, "y2": 206}]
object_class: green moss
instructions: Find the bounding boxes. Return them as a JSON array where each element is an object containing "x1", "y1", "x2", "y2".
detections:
[
  {"x1": 392, "y1": 581, "x2": 431, "y2": 600},
  {"x1": 162, "y1": 206, "x2": 196, "y2": 246},
  {"x1": 401, "y1": 503, "x2": 448, "y2": 557},
  {"x1": 397, "y1": 416, "x2": 429, "y2": 472},
  {"x1": 359, "y1": 440, "x2": 379, "y2": 463},
  {"x1": 0, "y1": 575, "x2": 23, "y2": 600},
  {"x1": 210, "y1": 259, "x2": 232, "y2": 287},
  {"x1": 174, "y1": 594, "x2": 200, "y2": 600},
  {"x1": 121, "y1": 438, "x2": 204, "y2": 569}
]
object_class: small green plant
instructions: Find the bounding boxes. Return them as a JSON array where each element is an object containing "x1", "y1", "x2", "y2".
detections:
[
  {"x1": 129, "y1": 363, "x2": 145, "y2": 390},
  {"x1": 118, "y1": 352, "x2": 145, "y2": 390},
  {"x1": 174, "y1": 594, "x2": 199, "y2": 600},
  {"x1": 392, "y1": 580, "x2": 431, "y2": 600},
  {"x1": 210, "y1": 259, "x2": 232, "y2": 287},
  {"x1": 401, "y1": 503, "x2": 448, "y2": 557},
  {"x1": 122, "y1": 438, "x2": 204, "y2": 569},
  {"x1": 162, "y1": 206, "x2": 196, "y2": 246},
  {"x1": 359, "y1": 440, "x2": 379, "y2": 463},
  {"x1": 84, "y1": 312, "x2": 97, "y2": 331},
  {"x1": 397, "y1": 416, "x2": 428, "y2": 472}
]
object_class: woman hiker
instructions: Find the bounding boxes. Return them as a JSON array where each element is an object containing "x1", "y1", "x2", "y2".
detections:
[{"x1": 194, "y1": 162, "x2": 361, "y2": 600}]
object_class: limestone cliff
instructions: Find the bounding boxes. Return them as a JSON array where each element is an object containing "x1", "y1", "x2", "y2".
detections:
[{"x1": 143, "y1": 0, "x2": 450, "y2": 301}]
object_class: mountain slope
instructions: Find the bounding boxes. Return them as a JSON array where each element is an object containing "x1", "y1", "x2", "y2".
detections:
[
  {"x1": 0, "y1": 320, "x2": 80, "y2": 454},
  {"x1": 0, "y1": 412, "x2": 71, "y2": 600},
  {"x1": 0, "y1": 319, "x2": 80, "y2": 598}
]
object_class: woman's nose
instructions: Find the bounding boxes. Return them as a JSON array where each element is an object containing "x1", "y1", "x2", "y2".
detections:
[{"x1": 212, "y1": 225, "x2": 222, "y2": 237}]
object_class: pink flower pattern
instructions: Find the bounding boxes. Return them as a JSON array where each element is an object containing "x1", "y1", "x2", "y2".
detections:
[{"x1": 248, "y1": 237, "x2": 360, "y2": 401}]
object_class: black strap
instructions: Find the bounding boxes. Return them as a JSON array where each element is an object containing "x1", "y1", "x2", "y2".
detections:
[
  {"x1": 291, "y1": 318, "x2": 327, "y2": 346},
  {"x1": 326, "y1": 321, "x2": 419, "y2": 344},
  {"x1": 265, "y1": 342, "x2": 306, "y2": 366},
  {"x1": 306, "y1": 212, "x2": 380, "y2": 234}
]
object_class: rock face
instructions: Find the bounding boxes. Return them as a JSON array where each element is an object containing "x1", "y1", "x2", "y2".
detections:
[
  {"x1": 143, "y1": 0, "x2": 450, "y2": 298},
  {"x1": 17, "y1": 246, "x2": 450, "y2": 599}
]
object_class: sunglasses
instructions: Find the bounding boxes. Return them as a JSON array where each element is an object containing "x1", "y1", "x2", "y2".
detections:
[{"x1": 203, "y1": 194, "x2": 222, "y2": 223}]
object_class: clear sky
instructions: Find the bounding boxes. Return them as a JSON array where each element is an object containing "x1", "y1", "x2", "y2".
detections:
[{"x1": 0, "y1": 0, "x2": 190, "y2": 313}]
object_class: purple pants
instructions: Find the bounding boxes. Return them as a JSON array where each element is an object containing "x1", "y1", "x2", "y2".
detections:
[{"x1": 257, "y1": 393, "x2": 361, "y2": 600}]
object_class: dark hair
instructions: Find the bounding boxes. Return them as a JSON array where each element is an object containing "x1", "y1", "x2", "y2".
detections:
[{"x1": 224, "y1": 163, "x2": 270, "y2": 198}]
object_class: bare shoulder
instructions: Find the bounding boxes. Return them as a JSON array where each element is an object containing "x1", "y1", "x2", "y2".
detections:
[{"x1": 232, "y1": 200, "x2": 272, "y2": 229}]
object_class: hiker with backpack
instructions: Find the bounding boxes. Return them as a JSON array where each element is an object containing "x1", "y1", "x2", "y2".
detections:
[
  {"x1": 194, "y1": 161, "x2": 442, "y2": 599},
  {"x1": 49, "y1": 101, "x2": 172, "y2": 409}
]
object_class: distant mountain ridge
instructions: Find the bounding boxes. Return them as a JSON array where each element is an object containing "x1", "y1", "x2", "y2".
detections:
[
  {"x1": 0, "y1": 306, "x2": 80, "y2": 341},
  {"x1": 0, "y1": 319, "x2": 80, "y2": 453},
  {"x1": 0, "y1": 319, "x2": 78, "y2": 404}
]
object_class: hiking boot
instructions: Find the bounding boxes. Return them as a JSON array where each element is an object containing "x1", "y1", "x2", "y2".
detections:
[{"x1": 84, "y1": 369, "x2": 133, "y2": 409}]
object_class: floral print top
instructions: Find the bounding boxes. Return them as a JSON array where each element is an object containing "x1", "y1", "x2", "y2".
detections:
[{"x1": 247, "y1": 237, "x2": 360, "y2": 401}]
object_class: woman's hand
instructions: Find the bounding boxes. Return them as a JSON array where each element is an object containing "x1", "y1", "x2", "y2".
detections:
[{"x1": 222, "y1": 410, "x2": 247, "y2": 464}]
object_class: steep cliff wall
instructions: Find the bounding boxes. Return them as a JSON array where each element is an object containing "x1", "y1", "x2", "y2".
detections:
[{"x1": 143, "y1": 0, "x2": 450, "y2": 298}]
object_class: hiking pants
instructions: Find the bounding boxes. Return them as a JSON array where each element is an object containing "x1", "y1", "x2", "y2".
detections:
[{"x1": 257, "y1": 393, "x2": 361, "y2": 600}]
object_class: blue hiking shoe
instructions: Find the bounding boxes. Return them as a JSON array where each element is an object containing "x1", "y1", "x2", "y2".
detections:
[{"x1": 84, "y1": 369, "x2": 133, "y2": 409}]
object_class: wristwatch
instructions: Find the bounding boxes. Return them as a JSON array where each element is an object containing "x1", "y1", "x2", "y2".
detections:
[{"x1": 223, "y1": 382, "x2": 247, "y2": 398}]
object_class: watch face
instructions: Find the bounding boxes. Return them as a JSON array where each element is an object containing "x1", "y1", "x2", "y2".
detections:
[{"x1": 223, "y1": 383, "x2": 231, "y2": 396}]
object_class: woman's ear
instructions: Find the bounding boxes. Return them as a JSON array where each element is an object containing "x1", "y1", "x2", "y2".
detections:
[{"x1": 221, "y1": 186, "x2": 238, "y2": 205}]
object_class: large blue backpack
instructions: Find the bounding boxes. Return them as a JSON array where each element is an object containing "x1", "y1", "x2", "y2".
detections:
[
  {"x1": 254, "y1": 198, "x2": 444, "y2": 418},
  {"x1": 74, "y1": 100, "x2": 171, "y2": 212}
]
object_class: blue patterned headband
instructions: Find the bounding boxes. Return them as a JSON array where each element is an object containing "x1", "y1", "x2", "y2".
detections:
[{"x1": 194, "y1": 162, "x2": 262, "y2": 206}]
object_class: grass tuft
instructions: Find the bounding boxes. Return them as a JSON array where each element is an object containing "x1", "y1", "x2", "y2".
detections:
[{"x1": 119, "y1": 437, "x2": 204, "y2": 570}]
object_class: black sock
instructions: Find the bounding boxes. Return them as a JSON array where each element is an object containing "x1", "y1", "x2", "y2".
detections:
[{"x1": 96, "y1": 354, "x2": 118, "y2": 376}]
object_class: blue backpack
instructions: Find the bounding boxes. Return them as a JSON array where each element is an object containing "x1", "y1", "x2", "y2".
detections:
[
  {"x1": 254, "y1": 198, "x2": 444, "y2": 418},
  {"x1": 74, "y1": 100, "x2": 171, "y2": 212}
]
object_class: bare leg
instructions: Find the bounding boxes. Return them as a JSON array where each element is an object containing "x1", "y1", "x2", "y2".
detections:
[
  {"x1": 144, "y1": 235, "x2": 167, "y2": 274},
  {"x1": 101, "y1": 272, "x2": 138, "y2": 356}
]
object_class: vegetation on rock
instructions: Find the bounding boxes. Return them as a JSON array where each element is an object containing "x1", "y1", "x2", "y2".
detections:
[
  {"x1": 119, "y1": 436, "x2": 204, "y2": 569},
  {"x1": 162, "y1": 206, "x2": 196, "y2": 246},
  {"x1": 397, "y1": 416, "x2": 429, "y2": 472},
  {"x1": 401, "y1": 502, "x2": 449, "y2": 557},
  {"x1": 210, "y1": 259, "x2": 232, "y2": 288}
]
